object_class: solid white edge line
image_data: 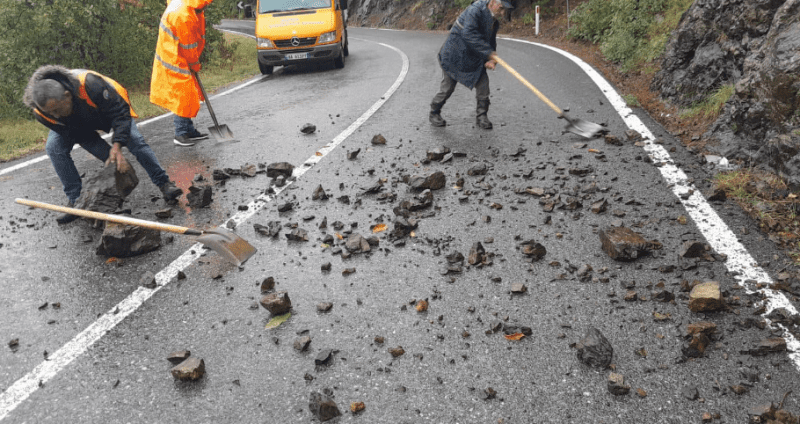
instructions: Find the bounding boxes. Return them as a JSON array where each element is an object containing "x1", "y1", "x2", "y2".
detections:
[
  {"x1": 0, "y1": 40, "x2": 409, "y2": 420},
  {"x1": 502, "y1": 36, "x2": 800, "y2": 369}
]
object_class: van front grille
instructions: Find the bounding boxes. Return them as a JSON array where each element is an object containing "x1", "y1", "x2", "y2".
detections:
[{"x1": 275, "y1": 37, "x2": 317, "y2": 48}]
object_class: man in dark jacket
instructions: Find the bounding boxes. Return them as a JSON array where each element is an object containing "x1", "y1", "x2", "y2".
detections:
[
  {"x1": 23, "y1": 65, "x2": 182, "y2": 224},
  {"x1": 430, "y1": 0, "x2": 513, "y2": 129}
]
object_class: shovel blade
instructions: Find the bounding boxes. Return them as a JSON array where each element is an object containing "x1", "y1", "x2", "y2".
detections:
[
  {"x1": 196, "y1": 227, "x2": 256, "y2": 266},
  {"x1": 208, "y1": 125, "x2": 237, "y2": 143},
  {"x1": 562, "y1": 114, "x2": 607, "y2": 139}
]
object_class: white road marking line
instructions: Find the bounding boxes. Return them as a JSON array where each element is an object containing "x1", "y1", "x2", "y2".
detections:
[
  {"x1": 0, "y1": 41, "x2": 409, "y2": 421},
  {"x1": 504, "y1": 37, "x2": 799, "y2": 369}
]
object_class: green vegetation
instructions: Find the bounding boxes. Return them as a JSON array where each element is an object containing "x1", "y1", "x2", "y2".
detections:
[
  {"x1": 680, "y1": 84, "x2": 735, "y2": 119},
  {"x1": 454, "y1": 0, "x2": 473, "y2": 10},
  {"x1": 0, "y1": 33, "x2": 258, "y2": 162},
  {"x1": 623, "y1": 94, "x2": 640, "y2": 107},
  {"x1": 568, "y1": 0, "x2": 694, "y2": 71}
]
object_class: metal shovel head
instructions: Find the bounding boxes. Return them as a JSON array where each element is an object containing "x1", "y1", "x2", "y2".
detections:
[
  {"x1": 196, "y1": 227, "x2": 257, "y2": 266},
  {"x1": 561, "y1": 113, "x2": 607, "y2": 139},
  {"x1": 208, "y1": 125, "x2": 237, "y2": 143}
]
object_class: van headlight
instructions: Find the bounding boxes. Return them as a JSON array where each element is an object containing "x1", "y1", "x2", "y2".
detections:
[
  {"x1": 318, "y1": 31, "x2": 336, "y2": 44},
  {"x1": 257, "y1": 37, "x2": 275, "y2": 48}
]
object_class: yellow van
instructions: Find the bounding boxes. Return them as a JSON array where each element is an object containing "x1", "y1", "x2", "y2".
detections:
[{"x1": 255, "y1": 0, "x2": 349, "y2": 74}]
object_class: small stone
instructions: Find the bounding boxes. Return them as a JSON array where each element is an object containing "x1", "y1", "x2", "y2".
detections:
[
  {"x1": 170, "y1": 357, "x2": 205, "y2": 381},
  {"x1": 350, "y1": 401, "x2": 366, "y2": 413},
  {"x1": 688, "y1": 282, "x2": 723, "y2": 312},
  {"x1": 371, "y1": 134, "x2": 387, "y2": 145},
  {"x1": 309, "y1": 391, "x2": 340, "y2": 421},
  {"x1": 154, "y1": 208, "x2": 172, "y2": 219},
  {"x1": 260, "y1": 291, "x2": 292, "y2": 315},
  {"x1": 388, "y1": 346, "x2": 405, "y2": 357},
  {"x1": 294, "y1": 336, "x2": 311, "y2": 352},
  {"x1": 511, "y1": 283, "x2": 527, "y2": 294},
  {"x1": 575, "y1": 328, "x2": 613, "y2": 368},
  {"x1": 415, "y1": 299, "x2": 428, "y2": 312},
  {"x1": 374, "y1": 336, "x2": 385, "y2": 344},
  {"x1": 315, "y1": 349, "x2": 333, "y2": 365},
  {"x1": 347, "y1": 148, "x2": 361, "y2": 160},
  {"x1": 300, "y1": 123, "x2": 316, "y2": 134},
  {"x1": 607, "y1": 372, "x2": 630, "y2": 395},
  {"x1": 260, "y1": 277, "x2": 275, "y2": 292},
  {"x1": 484, "y1": 387, "x2": 497, "y2": 400},
  {"x1": 317, "y1": 302, "x2": 333, "y2": 312},
  {"x1": 8, "y1": 338, "x2": 19, "y2": 349}
]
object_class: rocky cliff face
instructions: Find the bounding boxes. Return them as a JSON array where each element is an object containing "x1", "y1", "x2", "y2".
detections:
[
  {"x1": 347, "y1": 0, "x2": 450, "y2": 28},
  {"x1": 653, "y1": 0, "x2": 800, "y2": 185}
]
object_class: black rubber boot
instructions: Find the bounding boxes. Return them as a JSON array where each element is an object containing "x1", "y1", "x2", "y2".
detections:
[
  {"x1": 429, "y1": 102, "x2": 447, "y2": 127},
  {"x1": 56, "y1": 200, "x2": 79, "y2": 225},
  {"x1": 476, "y1": 99, "x2": 492, "y2": 130}
]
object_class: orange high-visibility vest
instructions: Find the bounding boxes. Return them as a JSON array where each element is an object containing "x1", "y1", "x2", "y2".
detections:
[
  {"x1": 150, "y1": 0, "x2": 213, "y2": 118},
  {"x1": 74, "y1": 70, "x2": 138, "y2": 118}
]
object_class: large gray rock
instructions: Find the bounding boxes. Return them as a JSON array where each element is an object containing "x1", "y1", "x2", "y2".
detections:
[
  {"x1": 96, "y1": 221, "x2": 161, "y2": 258},
  {"x1": 76, "y1": 164, "x2": 138, "y2": 213}
]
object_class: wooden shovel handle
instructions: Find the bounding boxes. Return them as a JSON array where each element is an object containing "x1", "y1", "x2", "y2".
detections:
[
  {"x1": 493, "y1": 55, "x2": 564, "y2": 116},
  {"x1": 15, "y1": 198, "x2": 202, "y2": 236}
]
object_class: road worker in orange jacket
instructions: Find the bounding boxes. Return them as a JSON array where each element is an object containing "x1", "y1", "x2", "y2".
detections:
[{"x1": 151, "y1": 0, "x2": 214, "y2": 147}]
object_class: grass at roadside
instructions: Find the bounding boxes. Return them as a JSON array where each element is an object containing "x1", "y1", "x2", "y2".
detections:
[{"x1": 0, "y1": 32, "x2": 258, "y2": 163}]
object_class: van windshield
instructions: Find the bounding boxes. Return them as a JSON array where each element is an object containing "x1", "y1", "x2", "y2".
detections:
[{"x1": 260, "y1": 0, "x2": 332, "y2": 13}]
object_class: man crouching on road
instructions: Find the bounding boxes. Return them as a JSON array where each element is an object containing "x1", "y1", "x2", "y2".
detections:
[
  {"x1": 430, "y1": 0, "x2": 513, "y2": 130},
  {"x1": 23, "y1": 65, "x2": 183, "y2": 224}
]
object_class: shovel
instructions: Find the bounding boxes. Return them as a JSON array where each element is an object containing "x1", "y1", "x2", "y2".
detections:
[
  {"x1": 494, "y1": 55, "x2": 607, "y2": 139},
  {"x1": 15, "y1": 198, "x2": 257, "y2": 266},
  {"x1": 193, "y1": 71, "x2": 236, "y2": 143}
]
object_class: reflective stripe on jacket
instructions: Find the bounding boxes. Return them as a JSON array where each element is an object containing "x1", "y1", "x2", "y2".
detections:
[{"x1": 150, "y1": 0, "x2": 213, "y2": 118}]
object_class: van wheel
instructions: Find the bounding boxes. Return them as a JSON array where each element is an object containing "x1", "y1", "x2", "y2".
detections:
[
  {"x1": 259, "y1": 62, "x2": 273, "y2": 75},
  {"x1": 334, "y1": 46, "x2": 345, "y2": 69}
]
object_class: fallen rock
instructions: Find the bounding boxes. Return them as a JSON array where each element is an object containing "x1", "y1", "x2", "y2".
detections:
[
  {"x1": 154, "y1": 208, "x2": 172, "y2": 219},
  {"x1": 680, "y1": 241, "x2": 707, "y2": 258},
  {"x1": 599, "y1": 226, "x2": 661, "y2": 261},
  {"x1": 520, "y1": 240, "x2": 546, "y2": 261},
  {"x1": 511, "y1": 283, "x2": 527, "y2": 294},
  {"x1": 253, "y1": 221, "x2": 281, "y2": 238},
  {"x1": 266, "y1": 162, "x2": 294, "y2": 179},
  {"x1": 371, "y1": 134, "x2": 387, "y2": 145},
  {"x1": 309, "y1": 391, "x2": 340, "y2": 422},
  {"x1": 300, "y1": 123, "x2": 316, "y2": 134},
  {"x1": 317, "y1": 302, "x2": 333, "y2": 312},
  {"x1": 170, "y1": 357, "x2": 205, "y2": 381},
  {"x1": 260, "y1": 277, "x2": 275, "y2": 292},
  {"x1": 468, "y1": 163, "x2": 489, "y2": 176},
  {"x1": 315, "y1": 349, "x2": 333, "y2": 365},
  {"x1": 427, "y1": 146, "x2": 451, "y2": 162},
  {"x1": 409, "y1": 171, "x2": 446, "y2": 191},
  {"x1": 347, "y1": 148, "x2": 360, "y2": 160},
  {"x1": 575, "y1": 328, "x2": 613, "y2": 368},
  {"x1": 75, "y1": 163, "x2": 138, "y2": 213},
  {"x1": 683, "y1": 333, "x2": 711, "y2": 358},
  {"x1": 294, "y1": 336, "x2": 311, "y2": 352},
  {"x1": 186, "y1": 184, "x2": 213, "y2": 208},
  {"x1": 96, "y1": 222, "x2": 161, "y2": 258},
  {"x1": 345, "y1": 233, "x2": 370, "y2": 253},
  {"x1": 388, "y1": 346, "x2": 405, "y2": 357},
  {"x1": 742, "y1": 337, "x2": 788, "y2": 356},
  {"x1": 260, "y1": 291, "x2": 292, "y2": 315},
  {"x1": 688, "y1": 281, "x2": 723, "y2": 312},
  {"x1": 312, "y1": 185, "x2": 328, "y2": 200},
  {"x1": 607, "y1": 372, "x2": 630, "y2": 395},
  {"x1": 350, "y1": 401, "x2": 366, "y2": 414}
]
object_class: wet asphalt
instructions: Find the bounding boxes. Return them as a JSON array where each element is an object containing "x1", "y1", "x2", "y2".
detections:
[{"x1": 0, "y1": 23, "x2": 798, "y2": 423}]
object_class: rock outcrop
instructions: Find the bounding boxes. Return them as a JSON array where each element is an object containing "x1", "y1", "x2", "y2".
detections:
[{"x1": 653, "y1": 0, "x2": 800, "y2": 184}]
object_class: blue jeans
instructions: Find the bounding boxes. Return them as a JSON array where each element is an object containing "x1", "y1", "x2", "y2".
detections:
[
  {"x1": 173, "y1": 116, "x2": 198, "y2": 137},
  {"x1": 46, "y1": 122, "x2": 170, "y2": 203}
]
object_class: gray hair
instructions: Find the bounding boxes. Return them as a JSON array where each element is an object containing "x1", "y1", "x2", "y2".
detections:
[{"x1": 32, "y1": 79, "x2": 68, "y2": 109}]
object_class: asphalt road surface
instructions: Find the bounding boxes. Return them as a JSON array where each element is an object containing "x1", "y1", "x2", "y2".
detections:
[{"x1": 1, "y1": 22, "x2": 798, "y2": 423}]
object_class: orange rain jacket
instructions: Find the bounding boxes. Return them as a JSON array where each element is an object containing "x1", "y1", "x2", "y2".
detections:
[{"x1": 150, "y1": 0, "x2": 214, "y2": 118}]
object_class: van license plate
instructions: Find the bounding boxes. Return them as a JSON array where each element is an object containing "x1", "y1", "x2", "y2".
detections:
[{"x1": 285, "y1": 52, "x2": 308, "y2": 60}]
